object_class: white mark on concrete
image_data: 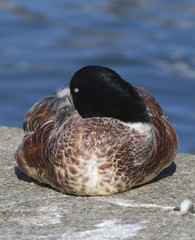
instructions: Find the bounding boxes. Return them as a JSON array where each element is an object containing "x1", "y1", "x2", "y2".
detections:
[
  {"x1": 96, "y1": 197, "x2": 174, "y2": 211},
  {"x1": 11, "y1": 205, "x2": 68, "y2": 226},
  {"x1": 60, "y1": 219, "x2": 147, "y2": 240},
  {"x1": 180, "y1": 199, "x2": 193, "y2": 213}
]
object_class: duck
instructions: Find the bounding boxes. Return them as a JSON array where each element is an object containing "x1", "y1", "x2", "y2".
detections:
[{"x1": 15, "y1": 65, "x2": 178, "y2": 196}]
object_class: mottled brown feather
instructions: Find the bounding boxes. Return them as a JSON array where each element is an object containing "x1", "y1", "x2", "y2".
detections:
[{"x1": 15, "y1": 87, "x2": 178, "y2": 195}]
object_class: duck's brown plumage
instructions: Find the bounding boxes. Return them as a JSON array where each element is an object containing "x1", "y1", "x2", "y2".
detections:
[{"x1": 15, "y1": 69, "x2": 177, "y2": 196}]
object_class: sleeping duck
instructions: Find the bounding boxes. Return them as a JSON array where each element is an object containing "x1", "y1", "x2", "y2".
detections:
[{"x1": 15, "y1": 65, "x2": 178, "y2": 196}]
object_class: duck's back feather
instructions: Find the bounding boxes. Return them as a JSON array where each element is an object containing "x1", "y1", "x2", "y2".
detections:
[{"x1": 23, "y1": 88, "x2": 75, "y2": 133}]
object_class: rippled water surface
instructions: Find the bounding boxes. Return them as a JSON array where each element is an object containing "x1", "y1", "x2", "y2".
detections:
[{"x1": 0, "y1": 0, "x2": 195, "y2": 153}]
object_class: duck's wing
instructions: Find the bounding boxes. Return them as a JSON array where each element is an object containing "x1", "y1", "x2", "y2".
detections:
[
  {"x1": 23, "y1": 88, "x2": 72, "y2": 133},
  {"x1": 15, "y1": 88, "x2": 76, "y2": 184},
  {"x1": 135, "y1": 86, "x2": 178, "y2": 172},
  {"x1": 134, "y1": 86, "x2": 168, "y2": 119}
]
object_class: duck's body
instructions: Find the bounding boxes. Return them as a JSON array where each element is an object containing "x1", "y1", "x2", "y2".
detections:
[{"x1": 15, "y1": 66, "x2": 177, "y2": 195}]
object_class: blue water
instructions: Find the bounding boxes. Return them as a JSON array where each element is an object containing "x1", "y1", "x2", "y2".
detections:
[{"x1": 0, "y1": 0, "x2": 195, "y2": 153}]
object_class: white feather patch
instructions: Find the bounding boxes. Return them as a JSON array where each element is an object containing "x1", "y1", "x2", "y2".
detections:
[
  {"x1": 123, "y1": 122, "x2": 152, "y2": 136},
  {"x1": 57, "y1": 88, "x2": 70, "y2": 98}
]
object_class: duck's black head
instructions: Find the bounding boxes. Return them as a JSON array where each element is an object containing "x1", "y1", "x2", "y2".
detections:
[{"x1": 70, "y1": 65, "x2": 150, "y2": 123}]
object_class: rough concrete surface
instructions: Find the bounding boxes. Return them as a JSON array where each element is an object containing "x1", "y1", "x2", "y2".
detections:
[{"x1": 0, "y1": 126, "x2": 194, "y2": 240}]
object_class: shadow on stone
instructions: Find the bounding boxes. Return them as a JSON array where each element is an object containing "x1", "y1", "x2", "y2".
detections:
[
  {"x1": 14, "y1": 166, "x2": 57, "y2": 192},
  {"x1": 14, "y1": 166, "x2": 37, "y2": 183},
  {"x1": 133, "y1": 161, "x2": 176, "y2": 190},
  {"x1": 151, "y1": 161, "x2": 176, "y2": 183},
  {"x1": 145, "y1": 161, "x2": 176, "y2": 186}
]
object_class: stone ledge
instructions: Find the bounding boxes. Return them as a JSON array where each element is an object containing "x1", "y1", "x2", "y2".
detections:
[{"x1": 0, "y1": 126, "x2": 194, "y2": 240}]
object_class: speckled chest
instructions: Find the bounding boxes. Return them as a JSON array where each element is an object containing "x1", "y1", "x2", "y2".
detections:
[{"x1": 46, "y1": 117, "x2": 153, "y2": 195}]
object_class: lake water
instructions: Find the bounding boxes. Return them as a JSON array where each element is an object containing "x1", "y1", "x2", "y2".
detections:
[{"x1": 0, "y1": 0, "x2": 194, "y2": 153}]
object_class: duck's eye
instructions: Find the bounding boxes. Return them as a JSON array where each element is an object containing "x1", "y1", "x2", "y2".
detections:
[{"x1": 74, "y1": 88, "x2": 79, "y2": 93}]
